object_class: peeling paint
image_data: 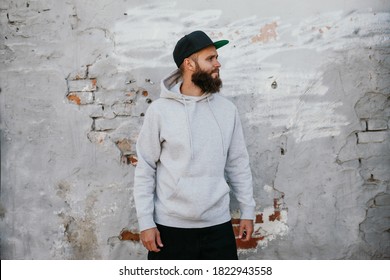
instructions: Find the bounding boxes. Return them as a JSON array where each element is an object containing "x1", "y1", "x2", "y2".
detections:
[
  {"x1": 1, "y1": 0, "x2": 389, "y2": 260},
  {"x1": 251, "y1": 22, "x2": 278, "y2": 43}
]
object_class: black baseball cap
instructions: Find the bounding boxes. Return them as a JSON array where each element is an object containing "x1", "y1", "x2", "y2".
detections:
[{"x1": 173, "y1": 30, "x2": 229, "y2": 68}]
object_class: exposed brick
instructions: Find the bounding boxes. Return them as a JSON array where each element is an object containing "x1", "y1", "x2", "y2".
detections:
[
  {"x1": 94, "y1": 118, "x2": 122, "y2": 131},
  {"x1": 255, "y1": 214, "x2": 264, "y2": 223},
  {"x1": 120, "y1": 229, "x2": 140, "y2": 241},
  {"x1": 87, "y1": 105, "x2": 116, "y2": 119},
  {"x1": 236, "y1": 237, "x2": 264, "y2": 250},
  {"x1": 356, "y1": 141, "x2": 389, "y2": 158},
  {"x1": 367, "y1": 119, "x2": 388, "y2": 131},
  {"x1": 112, "y1": 102, "x2": 134, "y2": 116},
  {"x1": 269, "y1": 210, "x2": 281, "y2": 221},
  {"x1": 374, "y1": 193, "x2": 390, "y2": 206},
  {"x1": 121, "y1": 154, "x2": 138, "y2": 166},
  {"x1": 357, "y1": 131, "x2": 388, "y2": 144},
  {"x1": 67, "y1": 92, "x2": 94, "y2": 105},
  {"x1": 95, "y1": 91, "x2": 136, "y2": 106},
  {"x1": 67, "y1": 66, "x2": 88, "y2": 80},
  {"x1": 68, "y1": 78, "x2": 97, "y2": 92},
  {"x1": 67, "y1": 94, "x2": 81, "y2": 105},
  {"x1": 88, "y1": 106, "x2": 104, "y2": 118},
  {"x1": 274, "y1": 198, "x2": 281, "y2": 209}
]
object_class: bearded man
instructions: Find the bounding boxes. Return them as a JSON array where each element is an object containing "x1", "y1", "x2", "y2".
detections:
[{"x1": 134, "y1": 30, "x2": 255, "y2": 260}]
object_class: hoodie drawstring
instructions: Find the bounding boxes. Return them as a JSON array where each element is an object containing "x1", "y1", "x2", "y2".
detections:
[
  {"x1": 207, "y1": 97, "x2": 226, "y2": 157},
  {"x1": 182, "y1": 96, "x2": 195, "y2": 159},
  {"x1": 182, "y1": 96, "x2": 226, "y2": 159}
]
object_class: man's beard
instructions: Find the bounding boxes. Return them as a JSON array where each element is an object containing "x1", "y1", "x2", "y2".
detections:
[{"x1": 191, "y1": 65, "x2": 222, "y2": 94}]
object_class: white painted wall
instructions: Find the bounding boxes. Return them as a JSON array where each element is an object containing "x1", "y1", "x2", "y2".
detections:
[{"x1": 1, "y1": 0, "x2": 389, "y2": 259}]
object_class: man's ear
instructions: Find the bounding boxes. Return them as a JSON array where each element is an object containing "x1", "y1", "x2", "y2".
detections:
[{"x1": 183, "y1": 58, "x2": 196, "y2": 72}]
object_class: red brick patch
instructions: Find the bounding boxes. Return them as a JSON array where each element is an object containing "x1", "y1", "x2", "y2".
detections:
[
  {"x1": 269, "y1": 210, "x2": 281, "y2": 221},
  {"x1": 67, "y1": 94, "x2": 81, "y2": 105},
  {"x1": 236, "y1": 236, "x2": 264, "y2": 250},
  {"x1": 120, "y1": 229, "x2": 140, "y2": 241},
  {"x1": 255, "y1": 213, "x2": 263, "y2": 223},
  {"x1": 121, "y1": 155, "x2": 138, "y2": 166}
]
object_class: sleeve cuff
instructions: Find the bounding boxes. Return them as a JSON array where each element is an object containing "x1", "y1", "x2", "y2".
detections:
[
  {"x1": 137, "y1": 215, "x2": 157, "y2": 232},
  {"x1": 240, "y1": 206, "x2": 255, "y2": 221}
]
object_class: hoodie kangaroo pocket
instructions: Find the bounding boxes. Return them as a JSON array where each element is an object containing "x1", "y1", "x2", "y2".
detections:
[{"x1": 167, "y1": 176, "x2": 230, "y2": 220}]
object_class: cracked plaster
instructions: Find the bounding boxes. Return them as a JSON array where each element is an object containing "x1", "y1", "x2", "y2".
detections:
[{"x1": 0, "y1": 0, "x2": 389, "y2": 259}]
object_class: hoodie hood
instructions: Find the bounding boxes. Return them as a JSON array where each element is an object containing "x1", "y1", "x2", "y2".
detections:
[{"x1": 160, "y1": 69, "x2": 212, "y2": 103}]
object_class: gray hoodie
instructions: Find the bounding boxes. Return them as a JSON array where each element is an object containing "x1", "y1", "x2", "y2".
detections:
[{"x1": 134, "y1": 70, "x2": 255, "y2": 231}]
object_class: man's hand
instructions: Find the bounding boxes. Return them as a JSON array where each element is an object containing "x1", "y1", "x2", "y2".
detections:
[
  {"x1": 238, "y1": 219, "x2": 254, "y2": 242},
  {"x1": 140, "y1": 227, "x2": 163, "y2": 252}
]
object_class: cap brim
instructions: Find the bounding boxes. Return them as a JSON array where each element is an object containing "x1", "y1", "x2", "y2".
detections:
[{"x1": 213, "y1": 40, "x2": 229, "y2": 49}]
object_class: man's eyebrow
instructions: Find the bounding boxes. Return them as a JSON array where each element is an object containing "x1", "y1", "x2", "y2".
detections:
[{"x1": 206, "y1": 54, "x2": 218, "y2": 59}]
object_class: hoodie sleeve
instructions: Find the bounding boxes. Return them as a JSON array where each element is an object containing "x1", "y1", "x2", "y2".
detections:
[
  {"x1": 225, "y1": 109, "x2": 256, "y2": 221},
  {"x1": 134, "y1": 104, "x2": 161, "y2": 231}
]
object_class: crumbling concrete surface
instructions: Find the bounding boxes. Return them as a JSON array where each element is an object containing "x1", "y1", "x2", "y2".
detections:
[{"x1": 0, "y1": 0, "x2": 389, "y2": 259}]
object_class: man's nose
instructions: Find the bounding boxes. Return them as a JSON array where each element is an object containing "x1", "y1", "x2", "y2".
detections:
[{"x1": 214, "y1": 59, "x2": 221, "y2": 68}]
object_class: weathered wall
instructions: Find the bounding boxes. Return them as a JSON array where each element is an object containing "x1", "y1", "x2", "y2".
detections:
[{"x1": 0, "y1": 0, "x2": 389, "y2": 259}]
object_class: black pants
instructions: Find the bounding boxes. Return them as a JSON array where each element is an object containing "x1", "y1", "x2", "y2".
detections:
[{"x1": 148, "y1": 221, "x2": 238, "y2": 260}]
